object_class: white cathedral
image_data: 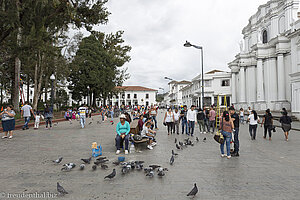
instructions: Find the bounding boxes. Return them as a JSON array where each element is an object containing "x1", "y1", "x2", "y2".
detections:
[{"x1": 229, "y1": 0, "x2": 300, "y2": 118}]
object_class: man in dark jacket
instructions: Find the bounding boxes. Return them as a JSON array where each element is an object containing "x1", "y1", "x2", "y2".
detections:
[
  {"x1": 229, "y1": 106, "x2": 240, "y2": 157},
  {"x1": 197, "y1": 108, "x2": 206, "y2": 133}
]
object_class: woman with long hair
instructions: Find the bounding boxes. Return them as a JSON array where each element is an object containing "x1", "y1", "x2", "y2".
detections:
[
  {"x1": 220, "y1": 111, "x2": 234, "y2": 159},
  {"x1": 261, "y1": 109, "x2": 273, "y2": 140},
  {"x1": 248, "y1": 110, "x2": 260, "y2": 140},
  {"x1": 163, "y1": 107, "x2": 175, "y2": 135},
  {"x1": 280, "y1": 111, "x2": 292, "y2": 141}
]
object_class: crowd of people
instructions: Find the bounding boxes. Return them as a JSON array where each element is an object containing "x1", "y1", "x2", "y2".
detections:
[{"x1": 161, "y1": 105, "x2": 293, "y2": 159}]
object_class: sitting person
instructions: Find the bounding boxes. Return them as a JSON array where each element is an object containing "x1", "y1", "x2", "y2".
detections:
[
  {"x1": 116, "y1": 114, "x2": 131, "y2": 155},
  {"x1": 141, "y1": 122, "x2": 157, "y2": 150}
]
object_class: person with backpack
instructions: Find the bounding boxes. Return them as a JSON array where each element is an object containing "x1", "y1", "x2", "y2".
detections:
[
  {"x1": 261, "y1": 109, "x2": 273, "y2": 140},
  {"x1": 280, "y1": 111, "x2": 292, "y2": 141}
]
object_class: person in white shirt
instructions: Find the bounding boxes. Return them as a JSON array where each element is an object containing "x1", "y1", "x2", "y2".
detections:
[
  {"x1": 78, "y1": 105, "x2": 88, "y2": 128},
  {"x1": 247, "y1": 110, "x2": 260, "y2": 140},
  {"x1": 34, "y1": 112, "x2": 42, "y2": 129},
  {"x1": 187, "y1": 105, "x2": 197, "y2": 136},
  {"x1": 172, "y1": 108, "x2": 181, "y2": 135},
  {"x1": 163, "y1": 107, "x2": 175, "y2": 135},
  {"x1": 21, "y1": 102, "x2": 35, "y2": 130}
]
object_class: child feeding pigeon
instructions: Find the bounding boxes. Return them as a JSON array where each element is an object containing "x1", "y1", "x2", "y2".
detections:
[{"x1": 140, "y1": 122, "x2": 157, "y2": 150}]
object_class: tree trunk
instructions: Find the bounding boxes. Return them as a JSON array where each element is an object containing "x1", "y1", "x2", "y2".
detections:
[
  {"x1": 33, "y1": 51, "x2": 44, "y2": 110},
  {"x1": 0, "y1": 83, "x2": 3, "y2": 105},
  {"x1": 13, "y1": 56, "x2": 21, "y2": 112},
  {"x1": 27, "y1": 73, "x2": 30, "y2": 103}
]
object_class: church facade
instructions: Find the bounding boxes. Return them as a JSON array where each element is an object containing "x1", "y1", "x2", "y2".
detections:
[{"x1": 229, "y1": 0, "x2": 300, "y2": 118}]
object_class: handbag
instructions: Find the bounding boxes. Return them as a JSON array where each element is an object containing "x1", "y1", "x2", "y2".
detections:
[{"x1": 214, "y1": 118, "x2": 224, "y2": 144}]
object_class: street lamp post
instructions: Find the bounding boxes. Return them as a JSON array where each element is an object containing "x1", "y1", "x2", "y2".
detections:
[
  {"x1": 50, "y1": 74, "x2": 55, "y2": 110},
  {"x1": 87, "y1": 86, "x2": 90, "y2": 106},
  {"x1": 159, "y1": 87, "x2": 165, "y2": 94},
  {"x1": 184, "y1": 41, "x2": 204, "y2": 109}
]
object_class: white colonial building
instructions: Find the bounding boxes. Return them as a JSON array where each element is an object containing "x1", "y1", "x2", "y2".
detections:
[
  {"x1": 168, "y1": 80, "x2": 191, "y2": 106},
  {"x1": 181, "y1": 70, "x2": 232, "y2": 108},
  {"x1": 104, "y1": 86, "x2": 157, "y2": 107},
  {"x1": 229, "y1": 0, "x2": 300, "y2": 118}
]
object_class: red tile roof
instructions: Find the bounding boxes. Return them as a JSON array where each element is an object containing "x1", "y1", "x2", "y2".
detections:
[{"x1": 115, "y1": 86, "x2": 157, "y2": 92}]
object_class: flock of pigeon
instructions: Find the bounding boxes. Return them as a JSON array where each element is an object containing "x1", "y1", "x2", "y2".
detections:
[{"x1": 52, "y1": 135, "x2": 206, "y2": 198}]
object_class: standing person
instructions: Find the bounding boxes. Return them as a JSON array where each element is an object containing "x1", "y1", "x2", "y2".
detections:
[
  {"x1": 21, "y1": 102, "x2": 35, "y2": 130},
  {"x1": 150, "y1": 106, "x2": 158, "y2": 130},
  {"x1": 280, "y1": 111, "x2": 292, "y2": 141},
  {"x1": 219, "y1": 111, "x2": 234, "y2": 159},
  {"x1": 138, "y1": 115, "x2": 144, "y2": 132},
  {"x1": 239, "y1": 108, "x2": 244, "y2": 124},
  {"x1": 197, "y1": 108, "x2": 206, "y2": 134},
  {"x1": 247, "y1": 110, "x2": 260, "y2": 140},
  {"x1": 1, "y1": 105, "x2": 16, "y2": 139},
  {"x1": 34, "y1": 111, "x2": 41, "y2": 130},
  {"x1": 187, "y1": 105, "x2": 197, "y2": 136},
  {"x1": 44, "y1": 105, "x2": 53, "y2": 130},
  {"x1": 78, "y1": 105, "x2": 87, "y2": 128},
  {"x1": 229, "y1": 106, "x2": 240, "y2": 157},
  {"x1": 163, "y1": 107, "x2": 175, "y2": 135},
  {"x1": 204, "y1": 107, "x2": 210, "y2": 132},
  {"x1": 173, "y1": 108, "x2": 181, "y2": 135},
  {"x1": 115, "y1": 114, "x2": 130, "y2": 155},
  {"x1": 208, "y1": 106, "x2": 216, "y2": 133},
  {"x1": 261, "y1": 109, "x2": 273, "y2": 140},
  {"x1": 180, "y1": 105, "x2": 188, "y2": 135},
  {"x1": 110, "y1": 107, "x2": 114, "y2": 123}
]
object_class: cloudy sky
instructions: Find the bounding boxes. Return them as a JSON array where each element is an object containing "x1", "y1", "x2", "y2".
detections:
[{"x1": 92, "y1": 0, "x2": 268, "y2": 92}]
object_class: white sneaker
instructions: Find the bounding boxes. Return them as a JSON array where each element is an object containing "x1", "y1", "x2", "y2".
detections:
[
  {"x1": 227, "y1": 155, "x2": 231, "y2": 159},
  {"x1": 221, "y1": 154, "x2": 226, "y2": 158},
  {"x1": 125, "y1": 150, "x2": 129, "y2": 154},
  {"x1": 147, "y1": 145, "x2": 153, "y2": 150},
  {"x1": 8, "y1": 135, "x2": 13, "y2": 139},
  {"x1": 116, "y1": 150, "x2": 120, "y2": 155},
  {"x1": 2, "y1": 136, "x2": 7, "y2": 139}
]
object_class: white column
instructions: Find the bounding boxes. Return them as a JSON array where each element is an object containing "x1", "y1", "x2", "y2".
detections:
[
  {"x1": 231, "y1": 73, "x2": 237, "y2": 103},
  {"x1": 256, "y1": 59, "x2": 265, "y2": 101},
  {"x1": 239, "y1": 67, "x2": 246, "y2": 102},
  {"x1": 277, "y1": 54, "x2": 286, "y2": 101},
  {"x1": 269, "y1": 58, "x2": 278, "y2": 101},
  {"x1": 249, "y1": 66, "x2": 257, "y2": 102}
]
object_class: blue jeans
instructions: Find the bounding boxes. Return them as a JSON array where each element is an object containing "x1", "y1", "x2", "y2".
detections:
[
  {"x1": 188, "y1": 121, "x2": 195, "y2": 136},
  {"x1": 181, "y1": 119, "x2": 188, "y2": 134},
  {"x1": 116, "y1": 134, "x2": 129, "y2": 150},
  {"x1": 23, "y1": 117, "x2": 30, "y2": 129},
  {"x1": 152, "y1": 116, "x2": 157, "y2": 128},
  {"x1": 220, "y1": 131, "x2": 232, "y2": 156},
  {"x1": 80, "y1": 116, "x2": 86, "y2": 128},
  {"x1": 240, "y1": 116, "x2": 244, "y2": 124},
  {"x1": 233, "y1": 128, "x2": 239, "y2": 153},
  {"x1": 209, "y1": 120, "x2": 215, "y2": 132}
]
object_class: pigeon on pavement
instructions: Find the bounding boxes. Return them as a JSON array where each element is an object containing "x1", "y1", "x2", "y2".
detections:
[
  {"x1": 53, "y1": 157, "x2": 63, "y2": 164},
  {"x1": 112, "y1": 161, "x2": 121, "y2": 165},
  {"x1": 81, "y1": 157, "x2": 91, "y2": 164},
  {"x1": 92, "y1": 165, "x2": 97, "y2": 170},
  {"x1": 149, "y1": 165, "x2": 161, "y2": 169},
  {"x1": 175, "y1": 138, "x2": 177, "y2": 143},
  {"x1": 187, "y1": 183, "x2": 198, "y2": 197},
  {"x1": 146, "y1": 170, "x2": 154, "y2": 177},
  {"x1": 79, "y1": 164, "x2": 85, "y2": 170},
  {"x1": 57, "y1": 182, "x2": 68, "y2": 195},
  {"x1": 101, "y1": 164, "x2": 108, "y2": 169},
  {"x1": 203, "y1": 137, "x2": 207, "y2": 142},
  {"x1": 94, "y1": 159, "x2": 109, "y2": 165},
  {"x1": 170, "y1": 155, "x2": 175, "y2": 165},
  {"x1": 176, "y1": 144, "x2": 181, "y2": 150},
  {"x1": 196, "y1": 137, "x2": 199, "y2": 142},
  {"x1": 96, "y1": 157, "x2": 107, "y2": 161},
  {"x1": 104, "y1": 169, "x2": 116, "y2": 179},
  {"x1": 88, "y1": 122, "x2": 92, "y2": 125},
  {"x1": 61, "y1": 163, "x2": 76, "y2": 171}
]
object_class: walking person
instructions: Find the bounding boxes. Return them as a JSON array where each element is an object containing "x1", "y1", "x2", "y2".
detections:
[
  {"x1": 1, "y1": 105, "x2": 16, "y2": 139},
  {"x1": 180, "y1": 105, "x2": 188, "y2": 135},
  {"x1": 197, "y1": 108, "x2": 206, "y2": 134},
  {"x1": 44, "y1": 105, "x2": 53, "y2": 130},
  {"x1": 219, "y1": 111, "x2": 234, "y2": 159},
  {"x1": 247, "y1": 110, "x2": 260, "y2": 140},
  {"x1": 34, "y1": 111, "x2": 41, "y2": 129},
  {"x1": 204, "y1": 107, "x2": 209, "y2": 132},
  {"x1": 229, "y1": 106, "x2": 240, "y2": 157},
  {"x1": 208, "y1": 106, "x2": 216, "y2": 133},
  {"x1": 261, "y1": 109, "x2": 273, "y2": 140},
  {"x1": 21, "y1": 102, "x2": 35, "y2": 130},
  {"x1": 150, "y1": 106, "x2": 158, "y2": 130},
  {"x1": 187, "y1": 105, "x2": 197, "y2": 136},
  {"x1": 78, "y1": 105, "x2": 87, "y2": 128},
  {"x1": 173, "y1": 108, "x2": 180, "y2": 135},
  {"x1": 163, "y1": 107, "x2": 175, "y2": 135},
  {"x1": 239, "y1": 108, "x2": 244, "y2": 124},
  {"x1": 279, "y1": 111, "x2": 292, "y2": 141}
]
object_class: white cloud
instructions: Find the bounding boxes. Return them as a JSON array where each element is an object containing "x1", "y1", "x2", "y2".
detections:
[{"x1": 93, "y1": 0, "x2": 268, "y2": 92}]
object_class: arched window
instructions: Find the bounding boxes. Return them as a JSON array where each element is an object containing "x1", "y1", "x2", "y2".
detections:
[{"x1": 262, "y1": 30, "x2": 268, "y2": 44}]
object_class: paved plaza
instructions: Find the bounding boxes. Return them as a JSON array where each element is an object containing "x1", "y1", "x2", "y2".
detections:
[{"x1": 1, "y1": 111, "x2": 300, "y2": 200}]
